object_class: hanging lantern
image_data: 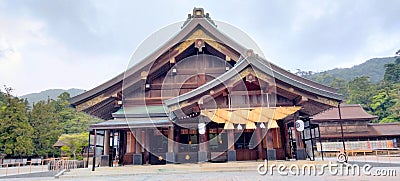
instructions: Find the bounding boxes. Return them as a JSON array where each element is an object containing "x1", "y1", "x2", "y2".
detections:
[
  {"x1": 295, "y1": 120, "x2": 304, "y2": 132},
  {"x1": 223, "y1": 122, "x2": 234, "y2": 130},
  {"x1": 268, "y1": 120, "x2": 279, "y2": 129},
  {"x1": 198, "y1": 123, "x2": 206, "y2": 135},
  {"x1": 245, "y1": 121, "x2": 256, "y2": 129}
]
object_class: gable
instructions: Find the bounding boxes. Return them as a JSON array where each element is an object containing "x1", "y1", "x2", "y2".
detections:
[
  {"x1": 70, "y1": 8, "x2": 343, "y2": 120},
  {"x1": 165, "y1": 55, "x2": 343, "y2": 117}
]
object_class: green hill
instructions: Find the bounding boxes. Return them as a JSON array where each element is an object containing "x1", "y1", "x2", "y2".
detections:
[
  {"x1": 304, "y1": 57, "x2": 396, "y2": 84},
  {"x1": 20, "y1": 88, "x2": 85, "y2": 106}
]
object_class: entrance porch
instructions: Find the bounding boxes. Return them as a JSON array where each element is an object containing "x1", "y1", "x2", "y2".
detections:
[{"x1": 87, "y1": 114, "x2": 312, "y2": 169}]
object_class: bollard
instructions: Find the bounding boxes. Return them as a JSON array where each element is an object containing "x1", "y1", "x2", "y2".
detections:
[
  {"x1": 30, "y1": 162, "x2": 32, "y2": 173},
  {"x1": 5, "y1": 164, "x2": 8, "y2": 176},
  {"x1": 18, "y1": 162, "x2": 20, "y2": 174}
]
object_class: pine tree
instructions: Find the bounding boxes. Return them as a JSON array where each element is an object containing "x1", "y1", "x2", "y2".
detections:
[
  {"x1": 346, "y1": 76, "x2": 376, "y2": 112},
  {"x1": 0, "y1": 87, "x2": 34, "y2": 156},
  {"x1": 56, "y1": 92, "x2": 100, "y2": 134},
  {"x1": 29, "y1": 99, "x2": 62, "y2": 157}
]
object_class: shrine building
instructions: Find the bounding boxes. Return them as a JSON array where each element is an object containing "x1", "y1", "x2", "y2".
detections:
[{"x1": 70, "y1": 8, "x2": 345, "y2": 167}]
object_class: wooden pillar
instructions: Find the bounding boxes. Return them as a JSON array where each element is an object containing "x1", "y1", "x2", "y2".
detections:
[
  {"x1": 227, "y1": 129, "x2": 235, "y2": 150},
  {"x1": 141, "y1": 129, "x2": 146, "y2": 153},
  {"x1": 274, "y1": 128, "x2": 282, "y2": 148},
  {"x1": 293, "y1": 112, "x2": 304, "y2": 148},
  {"x1": 204, "y1": 132, "x2": 209, "y2": 151},
  {"x1": 92, "y1": 129, "x2": 97, "y2": 171},
  {"x1": 199, "y1": 131, "x2": 208, "y2": 152},
  {"x1": 118, "y1": 130, "x2": 127, "y2": 165},
  {"x1": 110, "y1": 130, "x2": 115, "y2": 167},
  {"x1": 104, "y1": 130, "x2": 110, "y2": 155},
  {"x1": 227, "y1": 129, "x2": 236, "y2": 161},
  {"x1": 284, "y1": 122, "x2": 291, "y2": 158},
  {"x1": 126, "y1": 131, "x2": 136, "y2": 153},
  {"x1": 198, "y1": 127, "x2": 208, "y2": 162},
  {"x1": 131, "y1": 131, "x2": 137, "y2": 153},
  {"x1": 174, "y1": 128, "x2": 180, "y2": 152},
  {"x1": 132, "y1": 129, "x2": 142, "y2": 165},
  {"x1": 166, "y1": 126, "x2": 176, "y2": 163},
  {"x1": 144, "y1": 129, "x2": 150, "y2": 164},
  {"x1": 168, "y1": 126, "x2": 174, "y2": 152},
  {"x1": 86, "y1": 130, "x2": 91, "y2": 168},
  {"x1": 255, "y1": 127, "x2": 263, "y2": 160},
  {"x1": 267, "y1": 129, "x2": 274, "y2": 149},
  {"x1": 126, "y1": 132, "x2": 130, "y2": 153},
  {"x1": 135, "y1": 129, "x2": 142, "y2": 154}
]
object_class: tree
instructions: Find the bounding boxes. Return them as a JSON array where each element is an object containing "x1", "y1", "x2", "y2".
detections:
[
  {"x1": 0, "y1": 86, "x2": 34, "y2": 156},
  {"x1": 383, "y1": 50, "x2": 400, "y2": 84},
  {"x1": 58, "y1": 132, "x2": 88, "y2": 160},
  {"x1": 55, "y1": 92, "x2": 100, "y2": 134},
  {"x1": 370, "y1": 87, "x2": 397, "y2": 122},
  {"x1": 383, "y1": 63, "x2": 400, "y2": 84},
  {"x1": 346, "y1": 76, "x2": 377, "y2": 112},
  {"x1": 29, "y1": 92, "x2": 99, "y2": 157},
  {"x1": 374, "y1": 51, "x2": 400, "y2": 123},
  {"x1": 379, "y1": 83, "x2": 400, "y2": 123},
  {"x1": 57, "y1": 92, "x2": 70, "y2": 103},
  {"x1": 1, "y1": 89, "x2": 100, "y2": 158},
  {"x1": 329, "y1": 78, "x2": 349, "y2": 99},
  {"x1": 29, "y1": 99, "x2": 62, "y2": 157}
]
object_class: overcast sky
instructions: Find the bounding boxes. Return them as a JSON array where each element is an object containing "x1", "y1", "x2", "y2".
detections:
[{"x1": 1, "y1": 0, "x2": 399, "y2": 96}]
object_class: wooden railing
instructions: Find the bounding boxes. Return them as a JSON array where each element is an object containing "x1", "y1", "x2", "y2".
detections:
[
  {"x1": 318, "y1": 149, "x2": 400, "y2": 162},
  {"x1": 0, "y1": 157, "x2": 83, "y2": 177},
  {"x1": 48, "y1": 159, "x2": 82, "y2": 172}
]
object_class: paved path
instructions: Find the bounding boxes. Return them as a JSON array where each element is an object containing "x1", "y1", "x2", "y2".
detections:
[
  {"x1": 5, "y1": 169, "x2": 400, "y2": 181},
  {"x1": 0, "y1": 165, "x2": 47, "y2": 177},
  {"x1": 61, "y1": 160, "x2": 328, "y2": 178},
  {"x1": 3, "y1": 156, "x2": 400, "y2": 180},
  {"x1": 58, "y1": 159, "x2": 399, "y2": 181}
]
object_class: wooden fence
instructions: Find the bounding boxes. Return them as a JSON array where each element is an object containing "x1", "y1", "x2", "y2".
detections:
[{"x1": 0, "y1": 157, "x2": 83, "y2": 176}]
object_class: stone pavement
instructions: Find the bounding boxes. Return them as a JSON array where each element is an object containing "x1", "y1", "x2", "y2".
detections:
[
  {"x1": 3, "y1": 157, "x2": 400, "y2": 180},
  {"x1": 58, "y1": 159, "x2": 399, "y2": 180},
  {"x1": 61, "y1": 160, "x2": 328, "y2": 178}
]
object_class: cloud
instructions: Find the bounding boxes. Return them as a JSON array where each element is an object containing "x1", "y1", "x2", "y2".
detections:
[
  {"x1": 0, "y1": 6, "x2": 125, "y2": 96},
  {"x1": 0, "y1": 16, "x2": 48, "y2": 95},
  {"x1": 0, "y1": 0, "x2": 399, "y2": 95},
  {"x1": 250, "y1": 0, "x2": 400, "y2": 71}
]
